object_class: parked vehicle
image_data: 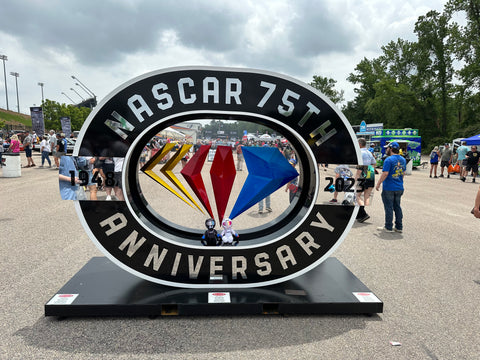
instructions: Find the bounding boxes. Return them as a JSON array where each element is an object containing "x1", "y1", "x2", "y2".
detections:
[{"x1": 32, "y1": 138, "x2": 75, "y2": 153}]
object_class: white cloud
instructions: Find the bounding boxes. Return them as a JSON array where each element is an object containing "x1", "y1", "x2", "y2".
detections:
[{"x1": 0, "y1": 0, "x2": 449, "y2": 115}]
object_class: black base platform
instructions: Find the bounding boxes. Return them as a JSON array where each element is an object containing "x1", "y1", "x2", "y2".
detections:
[{"x1": 45, "y1": 257, "x2": 383, "y2": 317}]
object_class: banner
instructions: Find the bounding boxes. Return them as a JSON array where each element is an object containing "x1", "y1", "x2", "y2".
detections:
[
  {"x1": 30, "y1": 107, "x2": 45, "y2": 137},
  {"x1": 60, "y1": 117, "x2": 72, "y2": 138}
]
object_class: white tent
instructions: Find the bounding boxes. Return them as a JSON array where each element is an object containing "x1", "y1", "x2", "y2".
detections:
[{"x1": 157, "y1": 127, "x2": 186, "y2": 139}]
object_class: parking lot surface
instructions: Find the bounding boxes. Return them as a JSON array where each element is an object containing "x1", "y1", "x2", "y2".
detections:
[{"x1": 1, "y1": 152, "x2": 479, "y2": 360}]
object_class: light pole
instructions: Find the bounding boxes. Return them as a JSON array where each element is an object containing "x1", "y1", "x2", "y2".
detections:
[
  {"x1": 61, "y1": 91, "x2": 75, "y2": 104},
  {"x1": 70, "y1": 87, "x2": 85, "y2": 101},
  {"x1": 0, "y1": 54, "x2": 8, "y2": 110},
  {"x1": 75, "y1": 82, "x2": 92, "y2": 97},
  {"x1": 10, "y1": 71, "x2": 20, "y2": 113},
  {"x1": 38, "y1": 82, "x2": 44, "y2": 105},
  {"x1": 71, "y1": 75, "x2": 96, "y2": 98}
]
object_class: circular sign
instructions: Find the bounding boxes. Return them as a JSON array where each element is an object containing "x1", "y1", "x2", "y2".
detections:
[{"x1": 74, "y1": 66, "x2": 360, "y2": 288}]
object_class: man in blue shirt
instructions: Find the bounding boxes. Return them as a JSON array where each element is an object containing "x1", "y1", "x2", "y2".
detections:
[
  {"x1": 58, "y1": 155, "x2": 80, "y2": 200},
  {"x1": 375, "y1": 141, "x2": 406, "y2": 233}
]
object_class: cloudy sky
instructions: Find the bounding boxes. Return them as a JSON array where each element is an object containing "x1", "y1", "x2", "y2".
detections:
[{"x1": 0, "y1": 0, "x2": 447, "y2": 115}]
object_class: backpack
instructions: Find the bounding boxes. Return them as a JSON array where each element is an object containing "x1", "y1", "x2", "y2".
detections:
[{"x1": 364, "y1": 165, "x2": 375, "y2": 180}]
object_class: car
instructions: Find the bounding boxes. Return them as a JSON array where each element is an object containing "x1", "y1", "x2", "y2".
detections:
[
  {"x1": 32, "y1": 137, "x2": 75, "y2": 153},
  {"x1": 32, "y1": 142, "x2": 43, "y2": 152}
]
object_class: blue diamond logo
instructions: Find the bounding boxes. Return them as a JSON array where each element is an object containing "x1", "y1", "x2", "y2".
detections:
[{"x1": 229, "y1": 147, "x2": 299, "y2": 219}]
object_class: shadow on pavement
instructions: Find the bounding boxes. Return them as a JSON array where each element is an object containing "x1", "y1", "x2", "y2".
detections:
[{"x1": 16, "y1": 314, "x2": 380, "y2": 355}]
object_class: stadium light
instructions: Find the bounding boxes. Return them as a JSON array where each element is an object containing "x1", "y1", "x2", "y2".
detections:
[{"x1": 0, "y1": 54, "x2": 8, "y2": 110}]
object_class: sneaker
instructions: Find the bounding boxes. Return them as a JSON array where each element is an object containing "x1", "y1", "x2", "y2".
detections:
[
  {"x1": 266, "y1": 207, "x2": 272, "y2": 213},
  {"x1": 461, "y1": 177, "x2": 466, "y2": 182},
  {"x1": 447, "y1": 174, "x2": 450, "y2": 178},
  {"x1": 473, "y1": 178, "x2": 476, "y2": 183},
  {"x1": 434, "y1": 176, "x2": 438, "y2": 178},
  {"x1": 258, "y1": 210, "x2": 263, "y2": 214},
  {"x1": 439, "y1": 174, "x2": 444, "y2": 178},
  {"x1": 31, "y1": 164, "x2": 36, "y2": 167},
  {"x1": 376, "y1": 226, "x2": 394, "y2": 233},
  {"x1": 106, "y1": 195, "x2": 112, "y2": 200},
  {"x1": 429, "y1": 175, "x2": 432, "y2": 178},
  {"x1": 394, "y1": 228, "x2": 403, "y2": 233},
  {"x1": 357, "y1": 215, "x2": 370, "y2": 223},
  {"x1": 329, "y1": 199, "x2": 338, "y2": 203},
  {"x1": 39, "y1": 165, "x2": 44, "y2": 168}
]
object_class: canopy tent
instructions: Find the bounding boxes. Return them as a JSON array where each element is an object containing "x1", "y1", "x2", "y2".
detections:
[
  {"x1": 461, "y1": 134, "x2": 480, "y2": 145},
  {"x1": 259, "y1": 134, "x2": 273, "y2": 141},
  {"x1": 157, "y1": 127, "x2": 186, "y2": 140}
]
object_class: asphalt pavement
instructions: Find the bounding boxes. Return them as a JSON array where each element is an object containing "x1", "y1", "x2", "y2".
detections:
[{"x1": 1, "y1": 152, "x2": 479, "y2": 360}]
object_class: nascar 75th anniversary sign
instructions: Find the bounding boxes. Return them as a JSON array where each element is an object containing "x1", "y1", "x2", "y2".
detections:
[{"x1": 72, "y1": 66, "x2": 361, "y2": 288}]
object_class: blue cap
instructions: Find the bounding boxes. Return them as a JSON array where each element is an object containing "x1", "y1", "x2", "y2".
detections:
[{"x1": 385, "y1": 141, "x2": 399, "y2": 149}]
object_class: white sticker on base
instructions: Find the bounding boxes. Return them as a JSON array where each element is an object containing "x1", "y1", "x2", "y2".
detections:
[
  {"x1": 47, "y1": 294, "x2": 79, "y2": 305},
  {"x1": 353, "y1": 292, "x2": 381, "y2": 303},
  {"x1": 208, "y1": 292, "x2": 231, "y2": 303}
]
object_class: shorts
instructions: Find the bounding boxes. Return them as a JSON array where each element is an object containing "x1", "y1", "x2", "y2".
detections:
[
  {"x1": 86, "y1": 170, "x2": 97, "y2": 186},
  {"x1": 114, "y1": 172, "x2": 122, "y2": 187},
  {"x1": 462, "y1": 159, "x2": 468, "y2": 166},
  {"x1": 56, "y1": 152, "x2": 66, "y2": 158},
  {"x1": 102, "y1": 162, "x2": 114, "y2": 173},
  {"x1": 440, "y1": 160, "x2": 449, "y2": 168},
  {"x1": 466, "y1": 164, "x2": 478, "y2": 173},
  {"x1": 364, "y1": 179, "x2": 375, "y2": 189},
  {"x1": 430, "y1": 161, "x2": 438, "y2": 165},
  {"x1": 25, "y1": 146, "x2": 32, "y2": 157}
]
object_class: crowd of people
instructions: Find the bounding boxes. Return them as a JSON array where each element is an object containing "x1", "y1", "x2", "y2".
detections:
[
  {"x1": 6, "y1": 130, "x2": 479, "y2": 227},
  {"x1": 0, "y1": 129, "x2": 68, "y2": 169},
  {"x1": 428, "y1": 141, "x2": 479, "y2": 182}
]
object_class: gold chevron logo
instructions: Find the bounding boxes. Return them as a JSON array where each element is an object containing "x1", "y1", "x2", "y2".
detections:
[{"x1": 141, "y1": 144, "x2": 204, "y2": 213}]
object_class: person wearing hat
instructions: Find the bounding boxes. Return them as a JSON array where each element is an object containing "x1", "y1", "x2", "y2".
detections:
[
  {"x1": 439, "y1": 143, "x2": 452, "y2": 178},
  {"x1": 23, "y1": 130, "x2": 36, "y2": 167},
  {"x1": 375, "y1": 141, "x2": 406, "y2": 233}
]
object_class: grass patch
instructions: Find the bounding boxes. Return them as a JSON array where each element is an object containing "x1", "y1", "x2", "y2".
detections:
[{"x1": 0, "y1": 108, "x2": 31, "y2": 127}]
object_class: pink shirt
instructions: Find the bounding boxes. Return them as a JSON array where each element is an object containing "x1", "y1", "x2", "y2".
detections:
[{"x1": 10, "y1": 140, "x2": 20, "y2": 153}]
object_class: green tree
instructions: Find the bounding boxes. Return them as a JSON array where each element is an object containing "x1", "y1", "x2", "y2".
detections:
[
  {"x1": 309, "y1": 75, "x2": 345, "y2": 105},
  {"x1": 414, "y1": 10, "x2": 454, "y2": 136},
  {"x1": 345, "y1": 57, "x2": 387, "y2": 125},
  {"x1": 42, "y1": 99, "x2": 92, "y2": 131},
  {"x1": 446, "y1": 0, "x2": 480, "y2": 89},
  {"x1": 365, "y1": 79, "x2": 420, "y2": 129}
]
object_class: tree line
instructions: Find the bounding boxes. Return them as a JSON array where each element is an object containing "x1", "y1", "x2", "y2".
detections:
[
  {"x1": 41, "y1": 99, "x2": 92, "y2": 133},
  {"x1": 334, "y1": 0, "x2": 480, "y2": 151}
]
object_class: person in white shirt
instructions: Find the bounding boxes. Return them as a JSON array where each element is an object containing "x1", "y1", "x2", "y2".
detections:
[
  {"x1": 48, "y1": 130, "x2": 58, "y2": 168},
  {"x1": 112, "y1": 157, "x2": 125, "y2": 201},
  {"x1": 39, "y1": 136, "x2": 52, "y2": 168},
  {"x1": 355, "y1": 138, "x2": 377, "y2": 223}
]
